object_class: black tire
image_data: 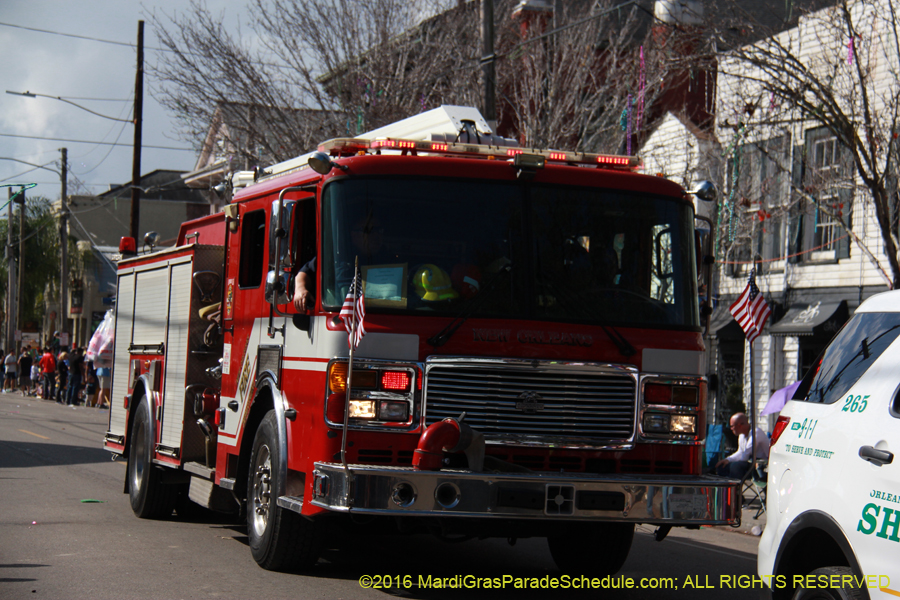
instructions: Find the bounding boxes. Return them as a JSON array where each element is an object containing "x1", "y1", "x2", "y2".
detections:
[
  {"x1": 791, "y1": 567, "x2": 865, "y2": 600},
  {"x1": 128, "y1": 398, "x2": 177, "y2": 518},
  {"x1": 247, "y1": 411, "x2": 320, "y2": 571},
  {"x1": 547, "y1": 522, "x2": 634, "y2": 575}
]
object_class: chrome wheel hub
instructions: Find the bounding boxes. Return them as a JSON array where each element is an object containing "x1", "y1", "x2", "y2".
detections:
[{"x1": 250, "y1": 445, "x2": 272, "y2": 536}]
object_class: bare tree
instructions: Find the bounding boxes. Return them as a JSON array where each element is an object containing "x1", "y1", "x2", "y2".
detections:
[
  {"x1": 151, "y1": 0, "x2": 711, "y2": 167},
  {"x1": 715, "y1": 0, "x2": 900, "y2": 287},
  {"x1": 150, "y1": 0, "x2": 481, "y2": 166},
  {"x1": 494, "y1": 0, "x2": 694, "y2": 154}
]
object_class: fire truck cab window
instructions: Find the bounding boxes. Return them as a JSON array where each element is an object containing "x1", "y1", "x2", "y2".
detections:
[
  {"x1": 292, "y1": 199, "x2": 316, "y2": 270},
  {"x1": 320, "y1": 178, "x2": 698, "y2": 329},
  {"x1": 239, "y1": 209, "x2": 266, "y2": 288}
]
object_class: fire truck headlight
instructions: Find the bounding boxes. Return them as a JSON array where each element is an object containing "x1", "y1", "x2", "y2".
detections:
[
  {"x1": 643, "y1": 412, "x2": 669, "y2": 433},
  {"x1": 670, "y1": 415, "x2": 697, "y2": 434},
  {"x1": 348, "y1": 399, "x2": 377, "y2": 419},
  {"x1": 378, "y1": 401, "x2": 409, "y2": 422}
]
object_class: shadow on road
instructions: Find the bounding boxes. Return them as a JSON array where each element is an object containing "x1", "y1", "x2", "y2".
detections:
[
  {"x1": 0, "y1": 563, "x2": 49, "y2": 584},
  {"x1": 0, "y1": 440, "x2": 112, "y2": 469}
]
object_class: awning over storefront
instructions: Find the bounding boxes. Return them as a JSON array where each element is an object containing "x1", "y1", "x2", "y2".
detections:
[{"x1": 768, "y1": 300, "x2": 848, "y2": 337}]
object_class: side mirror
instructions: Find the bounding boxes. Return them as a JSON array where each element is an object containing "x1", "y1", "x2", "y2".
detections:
[
  {"x1": 264, "y1": 270, "x2": 291, "y2": 305},
  {"x1": 308, "y1": 151, "x2": 348, "y2": 175},
  {"x1": 269, "y1": 199, "x2": 296, "y2": 270},
  {"x1": 690, "y1": 181, "x2": 717, "y2": 202}
]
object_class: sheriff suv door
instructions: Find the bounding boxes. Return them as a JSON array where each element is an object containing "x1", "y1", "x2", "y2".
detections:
[{"x1": 836, "y1": 299, "x2": 900, "y2": 595}]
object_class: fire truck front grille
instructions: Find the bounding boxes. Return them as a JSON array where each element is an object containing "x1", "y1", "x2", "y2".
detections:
[{"x1": 423, "y1": 358, "x2": 637, "y2": 448}]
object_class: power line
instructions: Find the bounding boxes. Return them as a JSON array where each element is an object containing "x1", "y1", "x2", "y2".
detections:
[
  {"x1": 66, "y1": 209, "x2": 120, "y2": 272},
  {"x1": 0, "y1": 20, "x2": 290, "y2": 70},
  {"x1": 0, "y1": 132, "x2": 194, "y2": 152},
  {"x1": 0, "y1": 165, "x2": 58, "y2": 185},
  {"x1": 0, "y1": 21, "x2": 151, "y2": 50},
  {"x1": 47, "y1": 96, "x2": 131, "y2": 102},
  {"x1": 73, "y1": 107, "x2": 133, "y2": 176}
]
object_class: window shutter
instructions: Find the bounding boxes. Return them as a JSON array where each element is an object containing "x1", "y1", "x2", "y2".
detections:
[
  {"x1": 788, "y1": 144, "x2": 805, "y2": 263},
  {"x1": 836, "y1": 143, "x2": 854, "y2": 259}
]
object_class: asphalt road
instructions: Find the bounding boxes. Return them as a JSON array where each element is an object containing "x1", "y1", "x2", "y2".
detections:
[{"x1": 0, "y1": 392, "x2": 762, "y2": 599}]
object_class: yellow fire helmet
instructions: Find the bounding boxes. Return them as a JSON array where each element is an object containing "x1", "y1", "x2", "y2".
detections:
[{"x1": 412, "y1": 264, "x2": 459, "y2": 302}]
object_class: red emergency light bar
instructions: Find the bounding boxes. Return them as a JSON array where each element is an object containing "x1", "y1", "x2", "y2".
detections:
[{"x1": 319, "y1": 137, "x2": 639, "y2": 170}]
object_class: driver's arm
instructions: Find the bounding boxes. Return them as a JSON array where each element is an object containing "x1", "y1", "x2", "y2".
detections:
[{"x1": 293, "y1": 270, "x2": 313, "y2": 312}]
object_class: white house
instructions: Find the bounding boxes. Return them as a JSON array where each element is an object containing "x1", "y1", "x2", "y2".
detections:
[{"x1": 643, "y1": 0, "x2": 899, "y2": 429}]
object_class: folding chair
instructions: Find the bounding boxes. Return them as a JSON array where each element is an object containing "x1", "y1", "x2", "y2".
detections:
[{"x1": 741, "y1": 461, "x2": 768, "y2": 520}]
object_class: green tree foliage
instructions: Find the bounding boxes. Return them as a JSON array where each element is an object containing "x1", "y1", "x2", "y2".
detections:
[{"x1": 0, "y1": 195, "x2": 61, "y2": 326}]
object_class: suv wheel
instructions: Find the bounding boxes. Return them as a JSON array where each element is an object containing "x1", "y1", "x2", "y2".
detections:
[{"x1": 791, "y1": 567, "x2": 864, "y2": 600}]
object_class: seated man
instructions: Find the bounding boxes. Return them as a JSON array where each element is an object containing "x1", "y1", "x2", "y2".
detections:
[{"x1": 715, "y1": 412, "x2": 769, "y2": 479}]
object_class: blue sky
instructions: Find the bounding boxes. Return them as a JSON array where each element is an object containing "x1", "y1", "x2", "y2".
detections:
[
  {"x1": 0, "y1": 0, "x2": 459, "y2": 206},
  {"x1": 0, "y1": 0, "x2": 244, "y2": 203}
]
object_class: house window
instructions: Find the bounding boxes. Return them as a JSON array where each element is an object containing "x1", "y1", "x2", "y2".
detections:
[
  {"x1": 725, "y1": 135, "x2": 788, "y2": 277},
  {"x1": 800, "y1": 127, "x2": 852, "y2": 260}
]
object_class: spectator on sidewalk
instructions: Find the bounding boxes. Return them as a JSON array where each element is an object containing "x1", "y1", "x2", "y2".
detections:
[
  {"x1": 95, "y1": 366, "x2": 111, "y2": 409},
  {"x1": 84, "y1": 375, "x2": 98, "y2": 407},
  {"x1": 83, "y1": 358, "x2": 97, "y2": 407},
  {"x1": 4, "y1": 350, "x2": 18, "y2": 393},
  {"x1": 715, "y1": 412, "x2": 770, "y2": 479},
  {"x1": 56, "y1": 351, "x2": 68, "y2": 404},
  {"x1": 39, "y1": 348, "x2": 56, "y2": 400},
  {"x1": 18, "y1": 348, "x2": 33, "y2": 396},
  {"x1": 66, "y1": 348, "x2": 85, "y2": 406},
  {"x1": 30, "y1": 359, "x2": 41, "y2": 397}
]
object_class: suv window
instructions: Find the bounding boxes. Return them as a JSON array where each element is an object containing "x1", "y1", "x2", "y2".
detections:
[{"x1": 801, "y1": 312, "x2": 900, "y2": 404}]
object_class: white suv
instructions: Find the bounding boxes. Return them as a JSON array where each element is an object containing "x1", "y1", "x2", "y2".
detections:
[{"x1": 758, "y1": 291, "x2": 900, "y2": 599}]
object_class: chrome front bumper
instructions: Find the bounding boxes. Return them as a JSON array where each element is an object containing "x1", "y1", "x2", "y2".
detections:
[{"x1": 305, "y1": 462, "x2": 741, "y2": 525}]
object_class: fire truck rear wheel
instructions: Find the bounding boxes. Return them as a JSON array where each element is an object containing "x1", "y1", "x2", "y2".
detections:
[
  {"x1": 546, "y1": 522, "x2": 634, "y2": 575},
  {"x1": 247, "y1": 411, "x2": 320, "y2": 571},
  {"x1": 128, "y1": 398, "x2": 178, "y2": 519}
]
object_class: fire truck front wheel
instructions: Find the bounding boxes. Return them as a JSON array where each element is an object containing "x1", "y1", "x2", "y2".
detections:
[
  {"x1": 128, "y1": 399, "x2": 178, "y2": 518},
  {"x1": 247, "y1": 411, "x2": 320, "y2": 571},
  {"x1": 546, "y1": 522, "x2": 634, "y2": 575}
]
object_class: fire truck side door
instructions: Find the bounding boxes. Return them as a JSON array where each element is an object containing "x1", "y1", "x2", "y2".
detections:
[{"x1": 221, "y1": 207, "x2": 267, "y2": 405}]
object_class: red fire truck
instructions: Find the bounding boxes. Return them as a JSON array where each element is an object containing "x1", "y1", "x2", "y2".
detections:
[{"x1": 104, "y1": 105, "x2": 739, "y2": 573}]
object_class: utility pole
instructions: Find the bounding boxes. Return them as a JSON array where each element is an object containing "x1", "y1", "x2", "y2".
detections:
[
  {"x1": 6, "y1": 188, "x2": 15, "y2": 352},
  {"x1": 129, "y1": 20, "x2": 144, "y2": 241},
  {"x1": 16, "y1": 187, "x2": 24, "y2": 353},
  {"x1": 60, "y1": 147, "x2": 68, "y2": 349},
  {"x1": 481, "y1": 0, "x2": 496, "y2": 128}
]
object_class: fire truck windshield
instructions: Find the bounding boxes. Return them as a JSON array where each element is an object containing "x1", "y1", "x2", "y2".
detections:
[{"x1": 319, "y1": 177, "x2": 699, "y2": 329}]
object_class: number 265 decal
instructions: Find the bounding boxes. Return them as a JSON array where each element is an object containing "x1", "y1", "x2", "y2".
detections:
[{"x1": 841, "y1": 394, "x2": 869, "y2": 413}]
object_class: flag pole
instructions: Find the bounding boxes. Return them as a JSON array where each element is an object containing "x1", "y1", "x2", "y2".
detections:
[
  {"x1": 730, "y1": 268, "x2": 770, "y2": 481},
  {"x1": 340, "y1": 256, "x2": 359, "y2": 480},
  {"x1": 750, "y1": 337, "x2": 757, "y2": 475}
]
